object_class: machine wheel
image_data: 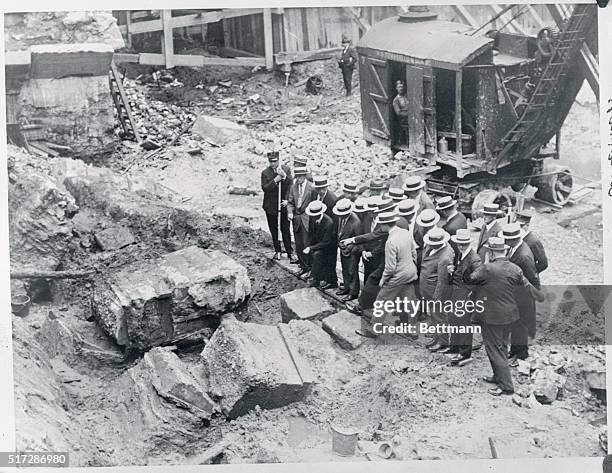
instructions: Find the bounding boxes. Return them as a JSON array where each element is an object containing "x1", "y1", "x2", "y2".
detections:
[
  {"x1": 471, "y1": 189, "x2": 514, "y2": 220},
  {"x1": 534, "y1": 164, "x2": 573, "y2": 206}
]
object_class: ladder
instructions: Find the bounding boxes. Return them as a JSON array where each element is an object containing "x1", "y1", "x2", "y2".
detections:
[
  {"x1": 496, "y1": 4, "x2": 594, "y2": 160},
  {"x1": 109, "y1": 61, "x2": 142, "y2": 143}
]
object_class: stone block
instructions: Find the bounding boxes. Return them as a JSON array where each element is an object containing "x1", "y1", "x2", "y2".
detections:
[
  {"x1": 191, "y1": 114, "x2": 248, "y2": 145},
  {"x1": 532, "y1": 369, "x2": 566, "y2": 405},
  {"x1": 94, "y1": 246, "x2": 251, "y2": 352},
  {"x1": 201, "y1": 316, "x2": 313, "y2": 419},
  {"x1": 30, "y1": 43, "x2": 114, "y2": 79},
  {"x1": 94, "y1": 226, "x2": 135, "y2": 251},
  {"x1": 322, "y1": 310, "x2": 364, "y2": 350},
  {"x1": 280, "y1": 287, "x2": 335, "y2": 323}
]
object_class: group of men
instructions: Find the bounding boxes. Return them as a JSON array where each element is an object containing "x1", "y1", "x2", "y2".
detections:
[{"x1": 261, "y1": 151, "x2": 548, "y2": 397}]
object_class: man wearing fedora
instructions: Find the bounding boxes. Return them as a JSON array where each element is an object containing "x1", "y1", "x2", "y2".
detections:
[
  {"x1": 342, "y1": 180, "x2": 360, "y2": 202},
  {"x1": 499, "y1": 222, "x2": 539, "y2": 363},
  {"x1": 303, "y1": 200, "x2": 337, "y2": 289},
  {"x1": 288, "y1": 166, "x2": 317, "y2": 275},
  {"x1": 334, "y1": 198, "x2": 362, "y2": 301},
  {"x1": 414, "y1": 208, "x2": 440, "y2": 270},
  {"x1": 436, "y1": 196, "x2": 468, "y2": 251},
  {"x1": 516, "y1": 209, "x2": 548, "y2": 274},
  {"x1": 464, "y1": 237, "x2": 531, "y2": 396},
  {"x1": 261, "y1": 151, "x2": 295, "y2": 261},
  {"x1": 419, "y1": 227, "x2": 454, "y2": 352},
  {"x1": 338, "y1": 34, "x2": 358, "y2": 97},
  {"x1": 447, "y1": 229, "x2": 482, "y2": 366},
  {"x1": 403, "y1": 176, "x2": 435, "y2": 216},
  {"x1": 476, "y1": 203, "x2": 503, "y2": 260}
]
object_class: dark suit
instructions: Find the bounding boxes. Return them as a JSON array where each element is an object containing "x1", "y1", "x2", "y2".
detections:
[
  {"x1": 523, "y1": 231, "x2": 548, "y2": 273},
  {"x1": 443, "y1": 212, "x2": 468, "y2": 255},
  {"x1": 476, "y1": 220, "x2": 502, "y2": 260},
  {"x1": 508, "y1": 242, "x2": 539, "y2": 360},
  {"x1": 353, "y1": 221, "x2": 387, "y2": 309},
  {"x1": 337, "y1": 212, "x2": 362, "y2": 296},
  {"x1": 413, "y1": 224, "x2": 428, "y2": 270},
  {"x1": 261, "y1": 165, "x2": 293, "y2": 255},
  {"x1": 308, "y1": 214, "x2": 337, "y2": 285},
  {"x1": 338, "y1": 44, "x2": 358, "y2": 95},
  {"x1": 316, "y1": 190, "x2": 338, "y2": 284},
  {"x1": 288, "y1": 180, "x2": 316, "y2": 270},
  {"x1": 465, "y1": 257, "x2": 527, "y2": 393},
  {"x1": 449, "y1": 249, "x2": 481, "y2": 357}
]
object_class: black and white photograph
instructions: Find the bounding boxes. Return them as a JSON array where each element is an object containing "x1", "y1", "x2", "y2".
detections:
[{"x1": 1, "y1": 1, "x2": 609, "y2": 468}]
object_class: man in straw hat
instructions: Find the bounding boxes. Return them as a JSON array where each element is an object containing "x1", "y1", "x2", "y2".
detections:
[
  {"x1": 293, "y1": 155, "x2": 312, "y2": 182},
  {"x1": 368, "y1": 179, "x2": 386, "y2": 197},
  {"x1": 419, "y1": 227, "x2": 454, "y2": 352},
  {"x1": 333, "y1": 198, "x2": 362, "y2": 301},
  {"x1": 499, "y1": 222, "x2": 539, "y2": 364},
  {"x1": 436, "y1": 196, "x2": 467, "y2": 237},
  {"x1": 386, "y1": 187, "x2": 406, "y2": 204},
  {"x1": 313, "y1": 176, "x2": 338, "y2": 221},
  {"x1": 402, "y1": 176, "x2": 434, "y2": 215},
  {"x1": 261, "y1": 150, "x2": 294, "y2": 261},
  {"x1": 288, "y1": 166, "x2": 317, "y2": 275},
  {"x1": 341, "y1": 180, "x2": 360, "y2": 202},
  {"x1": 464, "y1": 236, "x2": 539, "y2": 396},
  {"x1": 414, "y1": 208, "x2": 440, "y2": 269},
  {"x1": 338, "y1": 33, "x2": 358, "y2": 96},
  {"x1": 396, "y1": 199, "x2": 417, "y2": 234},
  {"x1": 303, "y1": 200, "x2": 337, "y2": 289},
  {"x1": 446, "y1": 229, "x2": 482, "y2": 366},
  {"x1": 516, "y1": 209, "x2": 548, "y2": 274},
  {"x1": 476, "y1": 203, "x2": 503, "y2": 260}
]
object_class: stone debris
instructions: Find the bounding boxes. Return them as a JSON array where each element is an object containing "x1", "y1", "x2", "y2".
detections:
[
  {"x1": 93, "y1": 226, "x2": 135, "y2": 251},
  {"x1": 532, "y1": 369, "x2": 567, "y2": 405},
  {"x1": 191, "y1": 114, "x2": 249, "y2": 146},
  {"x1": 201, "y1": 316, "x2": 313, "y2": 419},
  {"x1": 280, "y1": 287, "x2": 336, "y2": 323},
  {"x1": 94, "y1": 246, "x2": 251, "y2": 352},
  {"x1": 322, "y1": 310, "x2": 365, "y2": 350},
  {"x1": 583, "y1": 368, "x2": 606, "y2": 391}
]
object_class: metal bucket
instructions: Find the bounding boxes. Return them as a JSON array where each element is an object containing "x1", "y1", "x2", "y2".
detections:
[
  {"x1": 11, "y1": 294, "x2": 31, "y2": 317},
  {"x1": 331, "y1": 424, "x2": 359, "y2": 457}
]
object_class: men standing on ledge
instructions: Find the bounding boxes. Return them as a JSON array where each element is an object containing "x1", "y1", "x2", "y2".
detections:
[
  {"x1": 260, "y1": 151, "x2": 295, "y2": 261},
  {"x1": 288, "y1": 166, "x2": 316, "y2": 275},
  {"x1": 303, "y1": 201, "x2": 337, "y2": 289}
]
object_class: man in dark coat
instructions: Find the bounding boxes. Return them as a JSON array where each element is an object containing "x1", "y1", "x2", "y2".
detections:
[
  {"x1": 338, "y1": 34, "x2": 358, "y2": 96},
  {"x1": 436, "y1": 196, "x2": 468, "y2": 254},
  {"x1": 260, "y1": 151, "x2": 294, "y2": 261},
  {"x1": 396, "y1": 199, "x2": 417, "y2": 234},
  {"x1": 447, "y1": 229, "x2": 482, "y2": 365},
  {"x1": 403, "y1": 176, "x2": 435, "y2": 216},
  {"x1": 334, "y1": 199, "x2": 362, "y2": 301},
  {"x1": 303, "y1": 201, "x2": 337, "y2": 288},
  {"x1": 500, "y1": 223, "x2": 539, "y2": 363},
  {"x1": 414, "y1": 208, "x2": 440, "y2": 270},
  {"x1": 287, "y1": 166, "x2": 316, "y2": 275},
  {"x1": 313, "y1": 176, "x2": 338, "y2": 288},
  {"x1": 476, "y1": 203, "x2": 503, "y2": 260},
  {"x1": 516, "y1": 210, "x2": 548, "y2": 274},
  {"x1": 464, "y1": 237, "x2": 530, "y2": 396}
]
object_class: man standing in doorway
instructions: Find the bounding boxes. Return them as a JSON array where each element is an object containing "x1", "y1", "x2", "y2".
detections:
[
  {"x1": 338, "y1": 34, "x2": 358, "y2": 96},
  {"x1": 392, "y1": 80, "x2": 410, "y2": 146}
]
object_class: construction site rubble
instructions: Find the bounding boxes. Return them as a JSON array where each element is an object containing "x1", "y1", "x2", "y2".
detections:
[
  {"x1": 280, "y1": 287, "x2": 336, "y2": 323},
  {"x1": 191, "y1": 114, "x2": 249, "y2": 146},
  {"x1": 201, "y1": 316, "x2": 314, "y2": 419},
  {"x1": 321, "y1": 310, "x2": 365, "y2": 350}
]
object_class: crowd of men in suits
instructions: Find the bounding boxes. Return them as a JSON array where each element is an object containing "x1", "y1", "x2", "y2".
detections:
[{"x1": 261, "y1": 152, "x2": 548, "y2": 397}]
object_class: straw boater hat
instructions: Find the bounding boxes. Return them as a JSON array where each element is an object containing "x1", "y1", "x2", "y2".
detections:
[
  {"x1": 516, "y1": 209, "x2": 534, "y2": 226},
  {"x1": 387, "y1": 187, "x2": 406, "y2": 202},
  {"x1": 342, "y1": 180, "x2": 359, "y2": 193},
  {"x1": 369, "y1": 179, "x2": 385, "y2": 191},
  {"x1": 498, "y1": 222, "x2": 526, "y2": 241},
  {"x1": 354, "y1": 197, "x2": 369, "y2": 213},
  {"x1": 482, "y1": 203, "x2": 500, "y2": 216},
  {"x1": 377, "y1": 211, "x2": 399, "y2": 225},
  {"x1": 293, "y1": 155, "x2": 308, "y2": 167},
  {"x1": 294, "y1": 166, "x2": 308, "y2": 176},
  {"x1": 306, "y1": 200, "x2": 327, "y2": 217},
  {"x1": 485, "y1": 236, "x2": 509, "y2": 252},
  {"x1": 402, "y1": 176, "x2": 426, "y2": 193},
  {"x1": 333, "y1": 198, "x2": 354, "y2": 217},
  {"x1": 397, "y1": 199, "x2": 417, "y2": 217},
  {"x1": 375, "y1": 198, "x2": 396, "y2": 214},
  {"x1": 416, "y1": 208, "x2": 440, "y2": 228},
  {"x1": 435, "y1": 196, "x2": 457, "y2": 211},
  {"x1": 451, "y1": 228, "x2": 473, "y2": 245},
  {"x1": 424, "y1": 227, "x2": 450, "y2": 247},
  {"x1": 313, "y1": 176, "x2": 329, "y2": 189}
]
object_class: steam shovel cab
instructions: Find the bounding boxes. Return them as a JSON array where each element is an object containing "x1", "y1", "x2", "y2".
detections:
[{"x1": 356, "y1": 6, "x2": 597, "y2": 212}]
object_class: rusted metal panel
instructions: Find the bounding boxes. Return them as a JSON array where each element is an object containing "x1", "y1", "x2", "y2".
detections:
[
  {"x1": 405, "y1": 64, "x2": 425, "y2": 156},
  {"x1": 359, "y1": 55, "x2": 390, "y2": 146}
]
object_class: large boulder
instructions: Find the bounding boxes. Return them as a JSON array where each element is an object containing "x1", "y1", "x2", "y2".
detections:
[
  {"x1": 191, "y1": 115, "x2": 248, "y2": 146},
  {"x1": 201, "y1": 316, "x2": 314, "y2": 419},
  {"x1": 280, "y1": 287, "x2": 336, "y2": 323},
  {"x1": 94, "y1": 246, "x2": 251, "y2": 352},
  {"x1": 322, "y1": 310, "x2": 364, "y2": 350}
]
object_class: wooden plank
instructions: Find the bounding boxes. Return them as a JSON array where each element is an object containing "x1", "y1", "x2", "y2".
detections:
[
  {"x1": 275, "y1": 46, "x2": 342, "y2": 65},
  {"x1": 455, "y1": 70, "x2": 463, "y2": 164},
  {"x1": 405, "y1": 64, "x2": 425, "y2": 156},
  {"x1": 344, "y1": 6, "x2": 370, "y2": 33},
  {"x1": 125, "y1": 11, "x2": 133, "y2": 49},
  {"x1": 161, "y1": 10, "x2": 174, "y2": 68},
  {"x1": 137, "y1": 53, "x2": 265, "y2": 67},
  {"x1": 491, "y1": 5, "x2": 528, "y2": 36},
  {"x1": 263, "y1": 8, "x2": 274, "y2": 70},
  {"x1": 452, "y1": 5, "x2": 479, "y2": 27},
  {"x1": 113, "y1": 53, "x2": 140, "y2": 64}
]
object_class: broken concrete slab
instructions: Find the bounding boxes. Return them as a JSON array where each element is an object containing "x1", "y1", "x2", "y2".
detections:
[
  {"x1": 280, "y1": 287, "x2": 336, "y2": 323},
  {"x1": 201, "y1": 316, "x2": 313, "y2": 419},
  {"x1": 532, "y1": 369, "x2": 567, "y2": 405},
  {"x1": 322, "y1": 310, "x2": 364, "y2": 350},
  {"x1": 93, "y1": 226, "x2": 135, "y2": 251},
  {"x1": 191, "y1": 115, "x2": 248, "y2": 146},
  {"x1": 94, "y1": 246, "x2": 251, "y2": 353}
]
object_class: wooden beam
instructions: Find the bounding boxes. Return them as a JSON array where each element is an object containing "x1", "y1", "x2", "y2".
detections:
[
  {"x1": 452, "y1": 5, "x2": 479, "y2": 28},
  {"x1": 455, "y1": 70, "x2": 463, "y2": 165},
  {"x1": 137, "y1": 53, "x2": 265, "y2": 67},
  {"x1": 491, "y1": 5, "x2": 528, "y2": 36},
  {"x1": 161, "y1": 10, "x2": 174, "y2": 68},
  {"x1": 344, "y1": 7, "x2": 371, "y2": 33},
  {"x1": 125, "y1": 11, "x2": 133, "y2": 49},
  {"x1": 275, "y1": 47, "x2": 342, "y2": 66},
  {"x1": 263, "y1": 8, "x2": 274, "y2": 70},
  {"x1": 11, "y1": 269, "x2": 95, "y2": 280}
]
